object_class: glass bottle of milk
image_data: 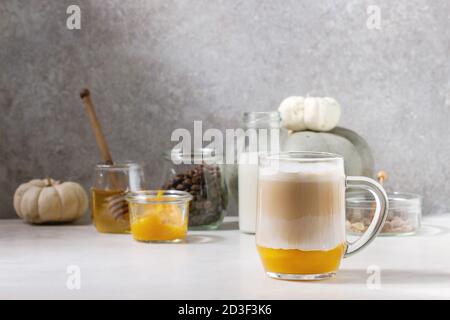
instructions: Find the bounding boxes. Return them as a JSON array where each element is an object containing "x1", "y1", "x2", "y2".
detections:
[{"x1": 238, "y1": 112, "x2": 281, "y2": 234}]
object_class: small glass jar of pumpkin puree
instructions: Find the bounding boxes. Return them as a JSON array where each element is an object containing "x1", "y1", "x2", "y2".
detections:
[{"x1": 126, "y1": 190, "x2": 193, "y2": 243}]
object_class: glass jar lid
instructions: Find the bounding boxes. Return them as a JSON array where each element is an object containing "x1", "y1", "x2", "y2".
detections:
[
  {"x1": 164, "y1": 148, "x2": 220, "y2": 163},
  {"x1": 346, "y1": 191, "x2": 422, "y2": 210}
]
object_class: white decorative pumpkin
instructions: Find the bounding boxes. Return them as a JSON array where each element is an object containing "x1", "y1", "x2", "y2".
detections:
[
  {"x1": 279, "y1": 96, "x2": 341, "y2": 132},
  {"x1": 13, "y1": 178, "x2": 88, "y2": 224},
  {"x1": 281, "y1": 127, "x2": 374, "y2": 177},
  {"x1": 278, "y1": 96, "x2": 308, "y2": 131}
]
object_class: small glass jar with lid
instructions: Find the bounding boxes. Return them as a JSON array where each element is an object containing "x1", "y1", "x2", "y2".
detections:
[
  {"x1": 160, "y1": 148, "x2": 228, "y2": 230},
  {"x1": 346, "y1": 191, "x2": 422, "y2": 236}
]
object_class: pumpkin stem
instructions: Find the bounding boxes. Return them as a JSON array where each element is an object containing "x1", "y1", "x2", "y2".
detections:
[{"x1": 46, "y1": 178, "x2": 53, "y2": 187}]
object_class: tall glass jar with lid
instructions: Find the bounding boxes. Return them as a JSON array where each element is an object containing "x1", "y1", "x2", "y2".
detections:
[
  {"x1": 160, "y1": 148, "x2": 228, "y2": 230},
  {"x1": 238, "y1": 112, "x2": 282, "y2": 234}
]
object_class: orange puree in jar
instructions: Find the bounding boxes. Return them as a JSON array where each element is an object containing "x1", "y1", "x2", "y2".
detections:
[
  {"x1": 257, "y1": 244, "x2": 346, "y2": 275},
  {"x1": 130, "y1": 200, "x2": 188, "y2": 242}
]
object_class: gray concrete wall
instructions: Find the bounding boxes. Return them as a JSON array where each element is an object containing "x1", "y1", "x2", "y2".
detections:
[{"x1": 1, "y1": 0, "x2": 449, "y2": 218}]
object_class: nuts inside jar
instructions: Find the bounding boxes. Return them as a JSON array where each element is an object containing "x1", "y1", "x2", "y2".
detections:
[{"x1": 347, "y1": 208, "x2": 419, "y2": 235}]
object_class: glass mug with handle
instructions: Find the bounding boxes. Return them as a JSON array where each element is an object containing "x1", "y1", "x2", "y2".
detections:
[{"x1": 256, "y1": 152, "x2": 388, "y2": 281}]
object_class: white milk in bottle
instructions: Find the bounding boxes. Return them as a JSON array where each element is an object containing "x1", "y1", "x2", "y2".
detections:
[
  {"x1": 238, "y1": 152, "x2": 259, "y2": 233},
  {"x1": 238, "y1": 112, "x2": 281, "y2": 234}
]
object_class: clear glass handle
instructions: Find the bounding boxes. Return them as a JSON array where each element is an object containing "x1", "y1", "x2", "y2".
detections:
[{"x1": 344, "y1": 176, "x2": 389, "y2": 258}]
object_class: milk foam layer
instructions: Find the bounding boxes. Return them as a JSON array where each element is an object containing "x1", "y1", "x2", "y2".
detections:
[
  {"x1": 259, "y1": 161, "x2": 343, "y2": 181},
  {"x1": 257, "y1": 161, "x2": 346, "y2": 251}
]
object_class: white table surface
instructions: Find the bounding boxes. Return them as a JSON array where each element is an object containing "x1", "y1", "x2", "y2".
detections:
[{"x1": 1, "y1": 215, "x2": 450, "y2": 300}]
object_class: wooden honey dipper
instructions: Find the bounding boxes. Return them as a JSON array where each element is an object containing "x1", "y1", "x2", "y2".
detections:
[{"x1": 80, "y1": 88, "x2": 128, "y2": 220}]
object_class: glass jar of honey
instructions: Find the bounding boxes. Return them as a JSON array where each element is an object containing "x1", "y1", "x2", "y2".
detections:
[{"x1": 91, "y1": 162, "x2": 145, "y2": 234}]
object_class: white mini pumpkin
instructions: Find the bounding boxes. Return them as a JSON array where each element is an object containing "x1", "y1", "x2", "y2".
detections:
[
  {"x1": 278, "y1": 96, "x2": 308, "y2": 131},
  {"x1": 278, "y1": 96, "x2": 341, "y2": 132},
  {"x1": 13, "y1": 178, "x2": 88, "y2": 224}
]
